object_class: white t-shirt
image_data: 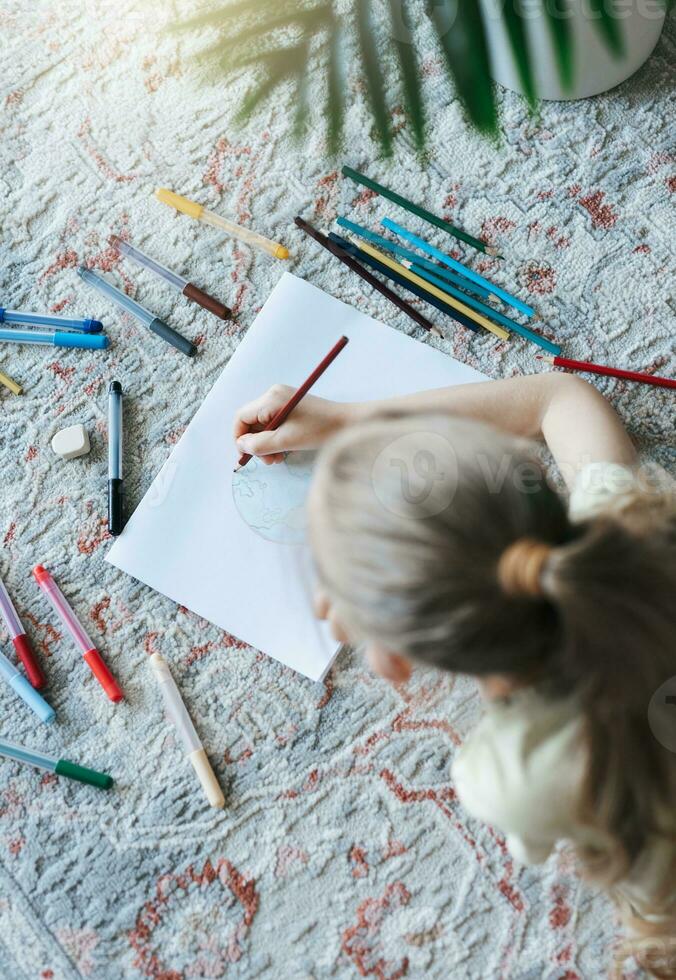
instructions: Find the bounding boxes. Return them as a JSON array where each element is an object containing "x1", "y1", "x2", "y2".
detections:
[{"x1": 451, "y1": 462, "x2": 675, "y2": 924}]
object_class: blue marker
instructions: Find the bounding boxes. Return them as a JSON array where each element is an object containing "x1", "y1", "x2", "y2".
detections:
[
  {"x1": 0, "y1": 650, "x2": 55, "y2": 724},
  {"x1": 381, "y1": 217, "x2": 536, "y2": 318},
  {"x1": 0, "y1": 327, "x2": 108, "y2": 349},
  {"x1": 0, "y1": 309, "x2": 103, "y2": 333}
]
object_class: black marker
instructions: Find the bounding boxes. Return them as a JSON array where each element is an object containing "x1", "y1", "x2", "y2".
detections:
[{"x1": 108, "y1": 381, "x2": 124, "y2": 535}]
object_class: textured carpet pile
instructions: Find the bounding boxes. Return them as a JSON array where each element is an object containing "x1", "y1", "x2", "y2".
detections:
[{"x1": 1, "y1": 3, "x2": 674, "y2": 977}]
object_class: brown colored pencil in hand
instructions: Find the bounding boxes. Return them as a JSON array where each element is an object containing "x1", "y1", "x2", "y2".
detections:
[{"x1": 234, "y1": 335, "x2": 350, "y2": 471}]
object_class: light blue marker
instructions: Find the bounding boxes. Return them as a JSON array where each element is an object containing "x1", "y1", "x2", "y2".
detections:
[
  {"x1": 0, "y1": 309, "x2": 103, "y2": 333},
  {"x1": 336, "y1": 217, "x2": 493, "y2": 300},
  {"x1": 0, "y1": 650, "x2": 55, "y2": 724},
  {"x1": 0, "y1": 327, "x2": 108, "y2": 349},
  {"x1": 404, "y1": 262, "x2": 560, "y2": 356},
  {"x1": 381, "y1": 217, "x2": 536, "y2": 318}
]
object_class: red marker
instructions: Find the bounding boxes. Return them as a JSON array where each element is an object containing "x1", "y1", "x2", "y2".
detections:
[
  {"x1": 32, "y1": 565, "x2": 123, "y2": 703},
  {"x1": 0, "y1": 574, "x2": 46, "y2": 689}
]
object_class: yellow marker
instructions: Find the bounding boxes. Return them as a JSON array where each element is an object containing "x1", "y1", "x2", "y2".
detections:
[
  {"x1": 354, "y1": 239, "x2": 510, "y2": 342},
  {"x1": 0, "y1": 367, "x2": 22, "y2": 396},
  {"x1": 155, "y1": 188, "x2": 289, "y2": 261}
]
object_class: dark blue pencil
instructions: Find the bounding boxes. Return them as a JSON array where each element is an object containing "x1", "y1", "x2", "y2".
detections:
[{"x1": 328, "y1": 233, "x2": 479, "y2": 335}]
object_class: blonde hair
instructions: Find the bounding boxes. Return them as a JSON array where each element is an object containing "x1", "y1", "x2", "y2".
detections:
[{"x1": 310, "y1": 413, "x2": 676, "y2": 971}]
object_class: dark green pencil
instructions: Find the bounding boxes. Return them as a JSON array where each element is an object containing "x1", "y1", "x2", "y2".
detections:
[{"x1": 342, "y1": 166, "x2": 502, "y2": 258}]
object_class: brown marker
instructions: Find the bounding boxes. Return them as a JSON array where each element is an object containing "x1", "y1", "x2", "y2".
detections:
[{"x1": 109, "y1": 236, "x2": 231, "y2": 320}]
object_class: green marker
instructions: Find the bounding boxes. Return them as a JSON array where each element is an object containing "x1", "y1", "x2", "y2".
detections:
[{"x1": 0, "y1": 737, "x2": 113, "y2": 790}]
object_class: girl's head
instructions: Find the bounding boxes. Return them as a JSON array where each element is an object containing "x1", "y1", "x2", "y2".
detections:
[{"x1": 309, "y1": 412, "x2": 676, "y2": 888}]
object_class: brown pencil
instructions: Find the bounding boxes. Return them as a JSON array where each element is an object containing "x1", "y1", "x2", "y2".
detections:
[
  {"x1": 294, "y1": 217, "x2": 441, "y2": 337},
  {"x1": 234, "y1": 335, "x2": 349, "y2": 471}
]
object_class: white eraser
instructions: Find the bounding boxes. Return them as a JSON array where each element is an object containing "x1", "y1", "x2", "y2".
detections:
[{"x1": 51, "y1": 424, "x2": 91, "y2": 460}]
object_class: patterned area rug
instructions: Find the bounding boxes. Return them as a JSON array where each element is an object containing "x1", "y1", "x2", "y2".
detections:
[{"x1": 1, "y1": 2, "x2": 674, "y2": 977}]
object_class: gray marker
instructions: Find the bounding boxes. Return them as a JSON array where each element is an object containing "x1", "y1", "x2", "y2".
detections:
[{"x1": 78, "y1": 267, "x2": 196, "y2": 357}]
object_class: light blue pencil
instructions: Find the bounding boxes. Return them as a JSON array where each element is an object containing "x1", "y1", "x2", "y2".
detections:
[
  {"x1": 403, "y1": 261, "x2": 560, "y2": 356},
  {"x1": 336, "y1": 217, "x2": 493, "y2": 301},
  {"x1": 382, "y1": 217, "x2": 535, "y2": 318}
]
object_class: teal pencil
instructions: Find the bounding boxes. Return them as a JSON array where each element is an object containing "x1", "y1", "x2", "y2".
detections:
[
  {"x1": 403, "y1": 261, "x2": 560, "y2": 356},
  {"x1": 382, "y1": 217, "x2": 536, "y2": 318},
  {"x1": 336, "y1": 217, "x2": 494, "y2": 301}
]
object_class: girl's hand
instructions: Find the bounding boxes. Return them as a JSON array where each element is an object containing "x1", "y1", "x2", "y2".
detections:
[{"x1": 233, "y1": 386, "x2": 354, "y2": 465}]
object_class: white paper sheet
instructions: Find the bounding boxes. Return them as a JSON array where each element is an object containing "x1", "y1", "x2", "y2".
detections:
[{"x1": 106, "y1": 273, "x2": 487, "y2": 681}]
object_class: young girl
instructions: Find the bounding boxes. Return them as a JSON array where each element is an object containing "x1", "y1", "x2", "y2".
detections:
[{"x1": 234, "y1": 373, "x2": 676, "y2": 977}]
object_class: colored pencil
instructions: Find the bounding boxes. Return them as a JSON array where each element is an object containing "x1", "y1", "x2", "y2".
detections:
[
  {"x1": 328, "y1": 233, "x2": 479, "y2": 334},
  {"x1": 342, "y1": 166, "x2": 501, "y2": 258},
  {"x1": 403, "y1": 261, "x2": 560, "y2": 356},
  {"x1": 382, "y1": 217, "x2": 535, "y2": 318},
  {"x1": 0, "y1": 366, "x2": 22, "y2": 396},
  {"x1": 294, "y1": 217, "x2": 439, "y2": 337},
  {"x1": 235, "y1": 335, "x2": 350, "y2": 471},
  {"x1": 540, "y1": 355, "x2": 676, "y2": 390},
  {"x1": 351, "y1": 239, "x2": 510, "y2": 342},
  {"x1": 336, "y1": 217, "x2": 494, "y2": 301}
]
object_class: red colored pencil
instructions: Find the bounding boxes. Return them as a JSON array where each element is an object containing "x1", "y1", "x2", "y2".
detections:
[
  {"x1": 234, "y1": 335, "x2": 349, "y2": 471},
  {"x1": 541, "y1": 355, "x2": 676, "y2": 390},
  {"x1": 294, "y1": 217, "x2": 441, "y2": 337}
]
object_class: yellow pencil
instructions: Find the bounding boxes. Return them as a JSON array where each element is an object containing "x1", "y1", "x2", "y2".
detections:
[
  {"x1": 353, "y1": 239, "x2": 510, "y2": 342},
  {"x1": 0, "y1": 367, "x2": 22, "y2": 396},
  {"x1": 155, "y1": 188, "x2": 289, "y2": 260}
]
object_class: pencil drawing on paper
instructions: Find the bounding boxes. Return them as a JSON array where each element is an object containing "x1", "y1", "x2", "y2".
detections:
[{"x1": 232, "y1": 452, "x2": 315, "y2": 544}]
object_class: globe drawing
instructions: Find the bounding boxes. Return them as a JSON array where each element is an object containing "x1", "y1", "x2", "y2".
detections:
[{"x1": 232, "y1": 451, "x2": 316, "y2": 545}]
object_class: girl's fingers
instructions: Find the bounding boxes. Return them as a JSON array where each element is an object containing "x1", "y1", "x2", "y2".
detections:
[{"x1": 313, "y1": 590, "x2": 331, "y2": 619}]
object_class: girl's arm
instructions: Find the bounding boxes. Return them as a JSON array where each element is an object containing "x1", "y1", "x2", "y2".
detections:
[{"x1": 234, "y1": 374, "x2": 637, "y2": 489}]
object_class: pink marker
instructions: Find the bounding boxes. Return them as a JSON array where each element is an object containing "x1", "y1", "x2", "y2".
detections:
[
  {"x1": 32, "y1": 565, "x2": 123, "y2": 703},
  {"x1": 0, "y1": 574, "x2": 46, "y2": 689}
]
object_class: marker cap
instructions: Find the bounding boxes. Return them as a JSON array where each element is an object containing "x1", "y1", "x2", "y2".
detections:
[
  {"x1": 108, "y1": 478, "x2": 124, "y2": 536},
  {"x1": 189, "y1": 748, "x2": 225, "y2": 808},
  {"x1": 54, "y1": 331, "x2": 109, "y2": 350},
  {"x1": 155, "y1": 189, "x2": 204, "y2": 220},
  {"x1": 83, "y1": 649, "x2": 124, "y2": 702},
  {"x1": 13, "y1": 634, "x2": 46, "y2": 690},
  {"x1": 9, "y1": 673, "x2": 55, "y2": 724},
  {"x1": 83, "y1": 319, "x2": 104, "y2": 334},
  {"x1": 54, "y1": 759, "x2": 113, "y2": 789},
  {"x1": 83, "y1": 648, "x2": 123, "y2": 702},
  {"x1": 148, "y1": 317, "x2": 196, "y2": 357}
]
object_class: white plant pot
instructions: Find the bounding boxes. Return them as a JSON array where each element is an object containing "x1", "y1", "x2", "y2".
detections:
[{"x1": 479, "y1": 0, "x2": 667, "y2": 100}]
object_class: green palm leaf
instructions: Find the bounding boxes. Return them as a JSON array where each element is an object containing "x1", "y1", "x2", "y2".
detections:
[
  {"x1": 387, "y1": 0, "x2": 426, "y2": 150},
  {"x1": 356, "y1": 1, "x2": 392, "y2": 155},
  {"x1": 587, "y1": 0, "x2": 625, "y2": 56},
  {"x1": 500, "y1": 0, "x2": 537, "y2": 108},
  {"x1": 428, "y1": 0, "x2": 497, "y2": 135},
  {"x1": 542, "y1": 0, "x2": 574, "y2": 92},
  {"x1": 326, "y1": 15, "x2": 344, "y2": 155}
]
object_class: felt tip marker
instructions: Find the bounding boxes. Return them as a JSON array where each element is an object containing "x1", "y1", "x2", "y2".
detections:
[
  {"x1": 0, "y1": 738, "x2": 113, "y2": 789},
  {"x1": 0, "y1": 308, "x2": 103, "y2": 333},
  {"x1": 0, "y1": 650, "x2": 54, "y2": 724},
  {"x1": 0, "y1": 574, "x2": 46, "y2": 688},
  {"x1": 0, "y1": 327, "x2": 108, "y2": 350},
  {"x1": 149, "y1": 653, "x2": 225, "y2": 808},
  {"x1": 32, "y1": 565, "x2": 123, "y2": 703},
  {"x1": 109, "y1": 237, "x2": 231, "y2": 321},
  {"x1": 77, "y1": 267, "x2": 196, "y2": 358},
  {"x1": 108, "y1": 381, "x2": 124, "y2": 536}
]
